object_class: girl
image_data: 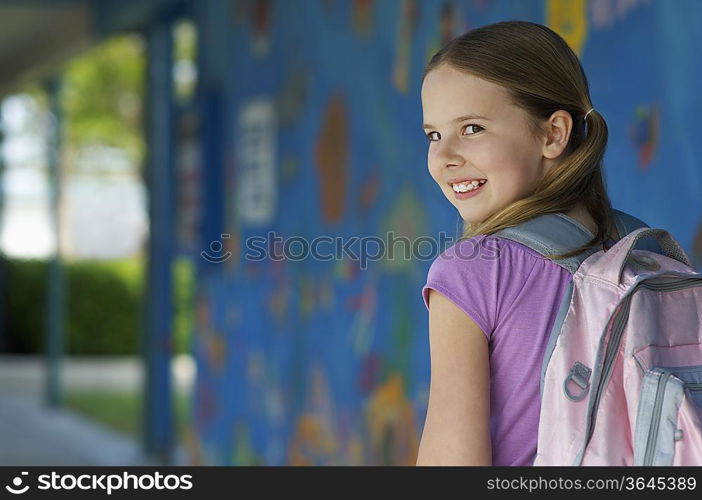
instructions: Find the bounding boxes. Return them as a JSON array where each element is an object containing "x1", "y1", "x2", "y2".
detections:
[{"x1": 415, "y1": 20, "x2": 624, "y2": 466}]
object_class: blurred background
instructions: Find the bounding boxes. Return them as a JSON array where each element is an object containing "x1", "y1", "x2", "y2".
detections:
[{"x1": 0, "y1": 0, "x2": 701, "y2": 466}]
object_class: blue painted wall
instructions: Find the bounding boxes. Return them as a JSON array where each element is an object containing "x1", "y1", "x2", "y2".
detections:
[{"x1": 184, "y1": 0, "x2": 702, "y2": 465}]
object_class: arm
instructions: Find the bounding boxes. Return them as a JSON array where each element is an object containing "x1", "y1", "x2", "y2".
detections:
[{"x1": 416, "y1": 288, "x2": 492, "y2": 466}]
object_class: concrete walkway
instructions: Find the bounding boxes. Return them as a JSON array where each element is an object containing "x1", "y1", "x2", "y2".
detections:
[{"x1": 0, "y1": 354, "x2": 193, "y2": 466}]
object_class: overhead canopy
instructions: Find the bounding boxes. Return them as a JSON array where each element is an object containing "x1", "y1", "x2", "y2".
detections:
[{"x1": 0, "y1": 0, "x2": 185, "y2": 98}]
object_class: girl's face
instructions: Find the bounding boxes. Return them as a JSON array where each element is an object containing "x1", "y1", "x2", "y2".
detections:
[{"x1": 421, "y1": 64, "x2": 549, "y2": 224}]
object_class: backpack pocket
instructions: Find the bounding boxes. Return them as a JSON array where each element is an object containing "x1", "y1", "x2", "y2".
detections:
[
  {"x1": 633, "y1": 368, "x2": 686, "y2": 466},
  {"x1": 686, "y1": 383, "x2": 702, "y2": 409},
  {"x1": 633, "y1": 344, "x2": 702, "y2": 411},
  {"x1": 658, "y1": 364, "x2": 702, "y2": 410}
]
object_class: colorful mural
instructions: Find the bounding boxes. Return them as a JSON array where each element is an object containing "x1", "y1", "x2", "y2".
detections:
[{"x1": 186, "y1": 0, "x2": 702, "y2": 465}]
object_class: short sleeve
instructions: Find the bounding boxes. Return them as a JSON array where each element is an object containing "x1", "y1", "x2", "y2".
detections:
[
  {"x1": 421, "y1": 235, "x2": 541, "y2": 341},
  {"x1": 421, "y1": 236, "x2": 495, "y2": 339}
]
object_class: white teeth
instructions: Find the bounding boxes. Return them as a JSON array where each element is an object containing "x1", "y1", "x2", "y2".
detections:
[{"x1": 451, "y1": 180, "x2": 486, "y2": 193}]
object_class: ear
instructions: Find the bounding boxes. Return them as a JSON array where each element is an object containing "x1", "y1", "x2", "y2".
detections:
[{"x1": 542, "y1": 110, "x2": 573, "y2": 160}]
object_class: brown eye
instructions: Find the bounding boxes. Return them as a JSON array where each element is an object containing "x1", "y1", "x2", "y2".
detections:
[
  {"x1": 463, "y1": 124, "x2": 484, "y2": 135},
  {"x1": 426, "y1": 131, "x2": 440, "y2": 142}
]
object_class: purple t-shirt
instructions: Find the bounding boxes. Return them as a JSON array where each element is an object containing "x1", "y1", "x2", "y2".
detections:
[{"x1": 421, "y1": 234, "x2": 572, "y2": 466}]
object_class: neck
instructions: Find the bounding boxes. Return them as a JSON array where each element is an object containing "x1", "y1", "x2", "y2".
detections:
[{"x1": 564, "y1": 204, "x2": 619, "y2": 241}]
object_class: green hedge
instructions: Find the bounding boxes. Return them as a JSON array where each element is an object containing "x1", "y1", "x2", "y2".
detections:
[{"x1": 0, "y1": 255, "x2": 194, "y2": 355}]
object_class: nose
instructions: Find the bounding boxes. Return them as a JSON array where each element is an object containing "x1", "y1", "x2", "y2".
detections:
[{"x1": 432, "y1": 135, "x2": 465, "y2": 169}]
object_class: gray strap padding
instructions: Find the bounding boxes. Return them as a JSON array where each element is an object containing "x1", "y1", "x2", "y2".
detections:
[
  {"x1": 493, "y1": 209, "x2": 656, "y2": 273},
  {"x1": 612, "y1": 210, "x2": 662, "y2": 254},
  {"x1": 494, "y1": 212, "x2": 598, "y2": 274}
]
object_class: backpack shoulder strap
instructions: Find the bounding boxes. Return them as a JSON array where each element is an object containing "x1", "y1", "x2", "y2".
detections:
[
  {"x1": 612, "y1": 208, "x2": 647, "y2": 239},
  {"x1": 493, "y1": 212, "x2": 598, "y2": 274},
  {"x1": 493, "y1": 208, "x2": 657, "y2": 273},
  {"x1": 611, "y1": 209, "x2": 663, "y2": 254}
]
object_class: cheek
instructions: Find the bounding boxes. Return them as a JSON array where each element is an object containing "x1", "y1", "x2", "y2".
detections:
[
  {"x1": 429, "y1": 170, "x2": 445, "y2": 193},
  {"x1": 487, "y1": 162, "x2": 540, "y2": 201},
  {"x1": 427, "y1": 156, "x2": 442, "y2": 184},
  {"x1": 426, "y1": 148, "x2": 436, "y2": 168}
]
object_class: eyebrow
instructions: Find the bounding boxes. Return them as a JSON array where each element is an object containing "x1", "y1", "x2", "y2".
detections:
[{"x1": 422, "y1": 113, "x2": 491, "y2": 129}]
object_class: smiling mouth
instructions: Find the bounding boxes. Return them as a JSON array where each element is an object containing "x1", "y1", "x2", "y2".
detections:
[
  {"x1": 449, "y1": 179, "x2": 487, "y2": 193},
  {"x1": 449, "y1": 179, "x2": 487, "y2": 200}
]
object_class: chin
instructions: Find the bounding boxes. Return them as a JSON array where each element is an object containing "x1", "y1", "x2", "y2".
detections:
[{"x1": 456, "y1": 210, "x2": 484, "y2": 225}]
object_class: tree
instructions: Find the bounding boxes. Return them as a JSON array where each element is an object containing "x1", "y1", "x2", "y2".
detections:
[{"x1": 61, "y1": 33, "x2": 146, "y2": 174}]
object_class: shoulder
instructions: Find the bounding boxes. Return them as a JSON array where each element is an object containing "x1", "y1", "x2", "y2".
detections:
[
  {"x1": 422, "y1": 234, "x2": 556, "y2": 336},
  {"x1": 426, "y1": 234, "x2": 551, "y2": 283}
]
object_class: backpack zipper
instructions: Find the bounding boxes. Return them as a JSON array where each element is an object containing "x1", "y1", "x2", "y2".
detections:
[
  {"x1": 581, "y1": 276, "x2": 702, "y2": 460},
  {"x1": 643, "y1": 369, "x2": 673, "y2": 466}
]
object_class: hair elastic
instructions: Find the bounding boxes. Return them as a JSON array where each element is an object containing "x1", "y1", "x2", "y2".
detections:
[{"x1": 584, "y1": 107, "x2": 595, "y2": 121}]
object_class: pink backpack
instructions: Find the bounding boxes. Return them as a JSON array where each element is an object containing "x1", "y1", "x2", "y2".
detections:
[{"x1": 495, "y1": 209, "x2": 702, "y2": 465}]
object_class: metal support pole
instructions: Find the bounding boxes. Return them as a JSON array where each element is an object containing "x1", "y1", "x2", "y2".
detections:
[
  {"x1": 193, "y1": 0, "x2": 227, "y2": 284},
  {"x1": 143, "y1": 19, "x2": 175, "y2": 464},
  {"x1": 0, "y1": 123, "x2": 7, "y2": 353},
  {"x1": 44, "y1": 76, "x2": 65, "y2": 408}
]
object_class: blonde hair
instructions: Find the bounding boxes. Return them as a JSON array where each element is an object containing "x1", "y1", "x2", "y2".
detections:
[{"x1": 422, "y1": 20, "x2": 617, "y2": 260}]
